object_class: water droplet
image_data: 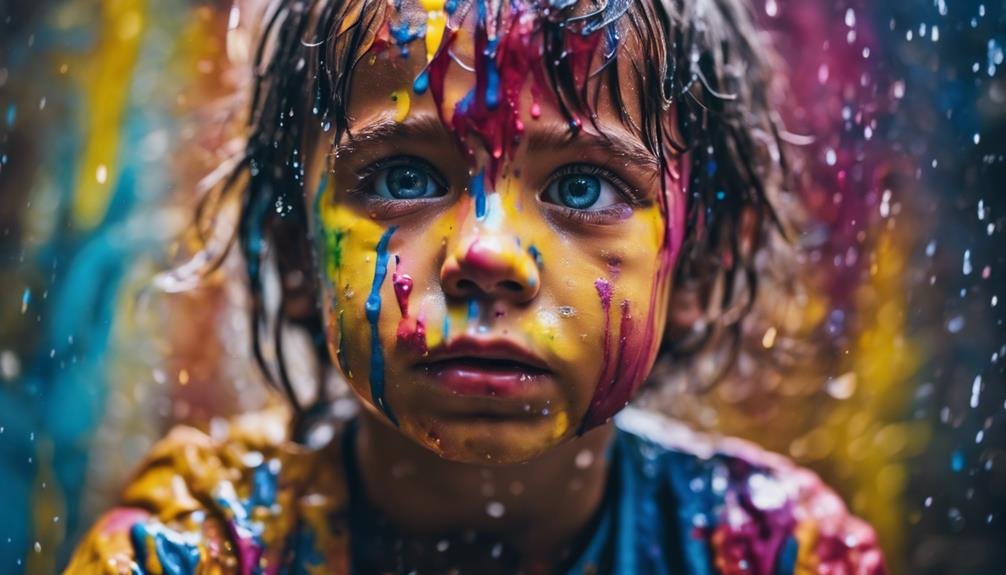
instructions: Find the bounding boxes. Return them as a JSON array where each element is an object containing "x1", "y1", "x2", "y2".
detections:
[
  {"x1": 970, "y1": 375, "x2": 982, "y2": 408},
  {"x1": 825, "y1": 148, "x2": 837, "y2": 166},
  {"x1": 486, "y1": 501, "x2": 505, "y2": 518},
  {"x1": 948, "y1": 507, "x2": 965, "y2": 532}
]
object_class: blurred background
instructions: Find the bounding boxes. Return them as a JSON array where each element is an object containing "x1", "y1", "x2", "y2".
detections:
[{"x1": 0, "y1": 0, "x2": 1003, "y2": 573}]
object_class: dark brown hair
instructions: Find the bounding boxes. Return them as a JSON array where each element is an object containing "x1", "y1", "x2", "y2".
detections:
[{"x1": 175, "y1": 0, "x2": 797, "y2": 438}]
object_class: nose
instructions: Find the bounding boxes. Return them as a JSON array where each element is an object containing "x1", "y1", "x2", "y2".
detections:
[{"x1": 440, "y1": 235, "x2": 541, "y2": 303}]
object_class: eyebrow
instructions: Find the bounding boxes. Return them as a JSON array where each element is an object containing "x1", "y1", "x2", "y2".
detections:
[
  {"x1": 524, "y1": 125, "x2": 662, "y2": 172},
  {"x1": 333, "y1": 112, "x2": 662, "y2": 174},
  {"x1": 333, "y1": 113, "x2": 455, "y2": 157}
]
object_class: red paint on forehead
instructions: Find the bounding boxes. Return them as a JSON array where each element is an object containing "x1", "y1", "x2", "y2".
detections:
[{"x1": 421, "y1": 1, "x2": 599, "y2": 184}]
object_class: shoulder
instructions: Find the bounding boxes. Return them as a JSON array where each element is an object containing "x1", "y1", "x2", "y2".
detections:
[
  {"x1": 614, "y1": 407, "x2": 886, "y2": 575},
  {"x1": 66, "y1": 407, "x2": 351, "y2": 574}
]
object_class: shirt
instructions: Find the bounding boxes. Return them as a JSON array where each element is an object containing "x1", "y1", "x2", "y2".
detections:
[{"x1": 65, "y1": 407, "x2": 885, "y2": 574}]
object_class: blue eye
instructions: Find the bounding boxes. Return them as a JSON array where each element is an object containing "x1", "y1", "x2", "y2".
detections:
[
  {"x1": 543, "y1": 167, "x2": 624, "y2": 211},
  {"x1": 556, "y1": 174, "x2": 600, "y2": 209},
  {"x1": 372, "y1": 161, "x2": 445, "y2": 200}
]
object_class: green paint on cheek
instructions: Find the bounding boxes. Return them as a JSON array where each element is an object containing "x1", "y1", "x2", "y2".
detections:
[
  {"x1": 312, "y1": 175, "x2": 349, "y2": 282},
  {"x1": 325, "y1": 227, "x2": 347, "y2": 274}
]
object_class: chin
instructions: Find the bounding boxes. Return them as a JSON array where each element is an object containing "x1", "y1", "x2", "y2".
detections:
[{"x1": 401, "y1": 413, "x2": 574, "y2": 465}]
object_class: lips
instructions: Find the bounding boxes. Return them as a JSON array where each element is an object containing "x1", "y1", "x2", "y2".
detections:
[{"x1": 416, "y1": 337, "x2": 551, "y2": 398}]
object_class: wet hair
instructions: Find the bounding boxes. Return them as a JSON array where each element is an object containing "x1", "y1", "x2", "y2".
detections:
[{"x1": 178, "y1": 0, "x2": 796, "y2": 437}]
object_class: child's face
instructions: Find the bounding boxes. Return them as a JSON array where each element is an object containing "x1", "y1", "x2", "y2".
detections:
[{"x1": 309, "y1": 0, "x2": 685, "y2": 463}]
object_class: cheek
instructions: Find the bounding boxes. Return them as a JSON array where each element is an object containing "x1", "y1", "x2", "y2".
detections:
[
  {"x1": 316, "y1": 196, "x2": 390, "y2": 392},
  {"x1": 318, "y1": 195, "x2": 458, "y2": 407},
  {"x1": 574, "y1": 204, "x2": 673, "y2": 432}
]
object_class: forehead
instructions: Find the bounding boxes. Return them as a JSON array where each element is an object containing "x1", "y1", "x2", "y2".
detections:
[{"x1": 339, "y1": 0, "x2": 652, "y2": 158}]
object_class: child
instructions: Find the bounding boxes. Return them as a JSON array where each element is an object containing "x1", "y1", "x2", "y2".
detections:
[{"x1": 67, "y1": 0, "x2": 886, "y2": 573}]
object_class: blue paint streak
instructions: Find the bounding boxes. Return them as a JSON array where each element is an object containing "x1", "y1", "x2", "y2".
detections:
[
  {"x1": 130, "y1": 522, "x2": 202, "y2": 575},
  {"x1": 774, "y1": 535, "x2": 799, "y2": 575},
  {"x1": 456, "y1": 89, "x2": 475, "y2": 114},
  {"x1": 467, "y1": 298, "x2": 479, "y2": 322},
  {"x1": 250, "y1": 462, "x2": 279, "y2": 508},
  {"x1": 313, "y1": 174, "x2": 329, "y2": 205},
  {"x1": 484, "y1": 42, "x2": 500, "y2": 110},
  {"x1": 470, "y1": 170, "x2": 486, "y2": 219},
  {"x1": 443, "y1": 314, "x2": 451, "y2": 342},
  {"x1": 528, "y1": 245, "x2": 543, "y2": 267},
  {"x1": 389, "y1": 22, "x2": 424, "y2": 59},
  {"x1": 366, "y1": 226, "x2": 399, "y2": 424},
  {"x1": 413, "y1": 70, "x2": 430, "y2": 94}
]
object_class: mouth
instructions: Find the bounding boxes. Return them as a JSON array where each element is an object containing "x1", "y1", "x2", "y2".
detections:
[{"x1": 416, "y1": 337, "x2": 551, "y2": 398}]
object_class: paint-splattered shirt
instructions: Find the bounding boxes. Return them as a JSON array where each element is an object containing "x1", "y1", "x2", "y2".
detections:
[{"x1": 66, "y1": 407, "x2": 885, "y2": 574}]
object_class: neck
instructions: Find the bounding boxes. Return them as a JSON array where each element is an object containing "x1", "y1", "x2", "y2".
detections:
[{"x1": 353, "y1": 408, "x2": 615, "y2": 564}]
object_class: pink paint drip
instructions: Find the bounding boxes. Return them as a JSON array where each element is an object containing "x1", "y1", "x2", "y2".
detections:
[
  {"x1": 581, "y1": 272, "x2": 667, "y2": 432},
  {"x1": 392, "y1": 271, "x2": 428, "y2": 354},
  {"x1": 226, "y1": 521, "x2": 265, "y2": 575},
  {"x1": 577, "y1": 164, "x2": 686, "y2": 431},
  {"x1": 579, "y1": 145, "x2": 684, "y2": 433},
  {"x1": 709, "y1": 461, "x2": 796, "y2": 575},
  {"x1": 392, "y1": 272, "x2": 413, "y2": 317},
  {"x1": 396, "y1": 312, "x2": 429, "y2": 355},
  {"x1": 580, "y1": 279, "x2": 649, "y2": 431}
]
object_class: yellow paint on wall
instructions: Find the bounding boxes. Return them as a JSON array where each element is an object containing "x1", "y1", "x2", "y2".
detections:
[{"x1": 72, "y1": 0, "x2": 147, "y2": 230}]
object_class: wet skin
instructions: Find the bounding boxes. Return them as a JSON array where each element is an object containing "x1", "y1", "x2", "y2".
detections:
[
  {"x1": 300, "y1": 0, "x2": 690, "y2": 565},
  {"x1": 308, "y1": 0, "x2": 685, "y2": 468}
]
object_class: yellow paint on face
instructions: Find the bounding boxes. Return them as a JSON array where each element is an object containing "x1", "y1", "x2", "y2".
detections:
[
  {"x1": 419, "y1": 0, "x2": 447, "y2": 64},
  {"x1": 309, "y1": 7, "x2": 681, "y2": 463},
  {"x1": 391, "y1": 89, "x2": 411, "y2": 123},
  {"x1": 316, "y1": 183, "x2": 390, "y2": 386},
  {"x1": 518, "y1": 307, "x2": 562, "y2": 355},
  {"x1": 551, "y1": 410, "x2": 569, "y2": 440},
  {"x1": 447, "y1": 299, "x2": 469, "y2": 333},
  {"x1": 425, "y1": 10, "x2": 447, "y2": 63},
  {"x1": 317, "y1": 196, "x2": 385, "y2": 278}
]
